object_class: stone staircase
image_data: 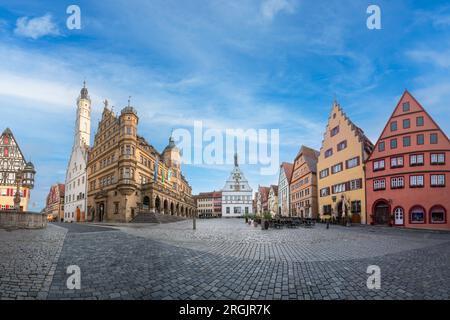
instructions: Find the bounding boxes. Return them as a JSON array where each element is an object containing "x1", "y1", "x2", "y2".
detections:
[{"x1": 131, "y1": 211, "x2": 186, "y2": 224}]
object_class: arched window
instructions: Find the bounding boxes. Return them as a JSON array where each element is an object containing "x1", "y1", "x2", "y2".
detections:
[
  {"x1": 430, "y1": 206, "x2": 446, "y2": 224},
  {"x1": 410, "y1": 205, "x2": 426, "y2": 224}
]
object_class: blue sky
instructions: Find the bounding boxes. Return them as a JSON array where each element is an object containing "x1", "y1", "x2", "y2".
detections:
[{"x1": 0, "y1": 0, "x2": 449, "y2": 210}]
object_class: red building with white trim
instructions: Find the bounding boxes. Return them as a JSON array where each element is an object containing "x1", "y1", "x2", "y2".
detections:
[{"x1": 366, "y1": 91, "x2": 450, "y2": 230}]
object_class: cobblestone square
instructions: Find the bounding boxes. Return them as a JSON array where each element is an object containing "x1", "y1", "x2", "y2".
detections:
[{"x1": 1, "y1": 219, "x2": 450, "y2": 300}]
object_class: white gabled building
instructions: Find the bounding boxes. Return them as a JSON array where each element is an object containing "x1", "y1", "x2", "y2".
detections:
[
  {"x1": 278, "y1": 162, "x2": 293, "y2": 217},
  {"x1": 221, "y1": 154, "x2": 253, "y2": 217},
  {"x1": 64, "y1": 82, "x2": 91, "y2": 222}
]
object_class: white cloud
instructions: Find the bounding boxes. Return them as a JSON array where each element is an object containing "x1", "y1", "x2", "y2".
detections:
[
  {"x1": 260, "y1": 0, "x2": 296, "y2": 20},
  {"x1": 407, "y1": 49, "x2": 450, "y2": 68},
  {"x1": 0, "y1": 71, "x2": 75, "y2": 108},
  {"x1": 414, "y1": 82, "x2": 450, "y2": 111},
  {"x1": 14, "y1": 13, "x2": 59, "y2": 39}
]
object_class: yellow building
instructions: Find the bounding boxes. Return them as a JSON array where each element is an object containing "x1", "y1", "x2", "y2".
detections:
[
  {"x1": 86, "y1": 102, "x2": 196, "y2": 223},
  {"x1": 317, "y1": 101, "x2": 374, "y2": 224}
]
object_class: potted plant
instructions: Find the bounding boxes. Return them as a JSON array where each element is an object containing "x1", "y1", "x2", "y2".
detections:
[
  {"x1": 244, "y1": 213, "x2": 249, "y2": 223},
  {"x1": 345, "y1": 215, "x2": 352, "y2": 227},
  {"x1": 247, "y1": 214, "x2": 254, "y2": 225},
  {"x1": 253, "y1": 215, "x2": 260, "y2": 227},
  {"x1": 389, "y1": 214, "x2": 395, "y2": 227},
  {"x1": 262, "y1": 212, "x2": 271, "y2": 230}
]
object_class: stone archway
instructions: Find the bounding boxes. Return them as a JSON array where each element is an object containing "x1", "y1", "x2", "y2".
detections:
[
  {"x1": 181, "y1": 206, "x2": 184, "y2": 217},
  {"x1": 143, "y1": 196, "x2": 150, "y2": 210},
  {"x1": 373, "y1": 199, "x2": 390, "y2": 225},
  {"x1": 155, "y1": 196, "x2": 161, "y2": 213},
  {"x1": 163, "y1": 199, "x2": 169, "y2": 215},
  {"x1": 170, "y1": 202, "x2": 174, "y2": 215},
  {"x1": 176, "y1": 203, "x2": 180, "y2": 216}
]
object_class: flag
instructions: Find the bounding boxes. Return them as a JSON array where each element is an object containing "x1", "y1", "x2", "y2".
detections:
[
  {"x1": 154, "y1": 158, "x2": 159, "y2": 182},
  {"x1": 168, "y1": 169, "x2": 172, "y2": 181}
]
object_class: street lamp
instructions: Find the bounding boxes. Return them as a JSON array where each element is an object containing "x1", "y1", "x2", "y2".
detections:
[
  {"x1": 193, "y1": 207, "x2": 197, "y2": 230},
  {"x1": 13, "y1": 162, "x2": 35, "y2": 211}
]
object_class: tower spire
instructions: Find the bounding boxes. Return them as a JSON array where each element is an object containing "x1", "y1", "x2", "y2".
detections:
[
  {"x1": 333, "y1": 93, "x2": 338, "y2": 106},
  {"x1": 80, "y1": 81, "x2": 89, "y2": 100}
]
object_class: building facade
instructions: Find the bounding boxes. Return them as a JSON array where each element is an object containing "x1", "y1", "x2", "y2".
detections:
[
  {"x1": 366, "y1": 91, "x2": 450, "y2": 230},
  {"x1": 268, "y1": 185, "x2": 278, "y2": 216},
  {"x1": 44, "y1": 184, "x2": 65, "y2": 222},
  {"x1": 252, "y1": 193, "x2": 258, "y2": 214},
  {"x1": 195, "y1": 191, "x2": 222, "y2": 218},
  {"x1": 278, "y1": 162, "x2": 293, "y2": 216},
  {"x1": 290, "y1": 145, "x2": 319, "y2": 218},
  {"x1": 0, "y1": 128, "x2": 33, "y2": 211},
  {"x1": 212, "y1": 191, "x2": 222, "y2": 217},
  {"x1": 86, "y1": 103, "x2": 195, "y2": 223},
  {"x1": 64, "y1": 83, "x2": 90, "y2": 222},
  {"x1": 317, "y1": 101, "x2": 374, "y2": 224},
  {"x1": 221, "y1": 154, "x2": 253, "y2": 217},
  {"x1": 256, "y1": 186, "x2": 269, "y2": 215}
]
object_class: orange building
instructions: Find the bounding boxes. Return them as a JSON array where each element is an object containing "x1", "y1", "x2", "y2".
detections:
[
  {"x1": 366, "y1": 91, "x2": 450, "y2": 230},
  {"x1": 290, "y1": 146, "x2": 319, "y2": 218}
]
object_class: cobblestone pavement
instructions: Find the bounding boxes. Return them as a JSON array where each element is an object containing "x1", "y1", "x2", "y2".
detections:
[
  {"x1": 2, "y1": 219, "x2": 450, "y2": 300},
  {"x1": 118, "y1": 219, "x2": 450, "y2": 262},
  {"x1": 0, "y1": 224, "x2": 67, "y2": 300}
]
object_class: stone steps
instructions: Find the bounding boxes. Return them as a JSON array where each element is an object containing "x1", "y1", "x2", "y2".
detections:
[{"x1": 131, "y1": 212, "x2": 186, "y2": 224}]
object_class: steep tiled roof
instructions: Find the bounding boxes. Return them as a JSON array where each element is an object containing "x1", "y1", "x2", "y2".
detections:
[
  {"x1": 294, "y1": 145, "x2": 319, "y2": 174},
  {"x1": 320, "y1": 101, "x2": 374, "y2": 157},
  {"x1": 280, "y1": 162, "x2": 294, "y2": 181},
  {"x1": 58, "y1": 183, "x2": 65, "y2": 196},
  {"x1": 270, "y1": 185, "x2": 278, "y2": 196},
  {"x1": 258, "y1": 186, "x2": 270, "y2": 202}
]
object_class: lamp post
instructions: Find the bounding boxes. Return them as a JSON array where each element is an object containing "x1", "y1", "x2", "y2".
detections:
[
  {"x1": 193, "y1": 207, "x2": 197, "y2": 230},
  {"x1": 13, "y1": 162, "x2": 36, "y2": 212}
]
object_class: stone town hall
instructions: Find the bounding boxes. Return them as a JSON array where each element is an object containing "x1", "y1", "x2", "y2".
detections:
[{"x1": 68, "y1": 83, "x2": 196, "y2": 223}]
